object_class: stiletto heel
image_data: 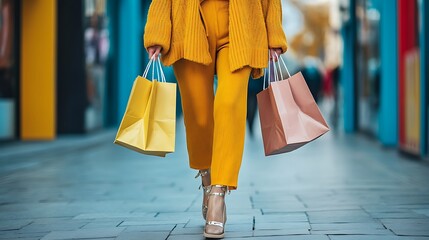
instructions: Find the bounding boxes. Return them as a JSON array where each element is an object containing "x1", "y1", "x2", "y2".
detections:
[
  {"x1": 204, "y1": 184, "x2": 228, "y2": 239},
  {"x1": 195, "y1": 170, "x2": 211, "y2": 220}
]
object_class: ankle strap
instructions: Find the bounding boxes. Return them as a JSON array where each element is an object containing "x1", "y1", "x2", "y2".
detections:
[
  {"x1": 210, "y1": 185, "x2": 231, "y2": 195},
  {"x1": 209, "y1": 191, "x2": 225, "y2": 197},
  {"x1": 195, "y1": 169, "x2": 210, "y2": 178},
  {"x1": 206, "y1": 220, "x2": 224, "y2": 228}
]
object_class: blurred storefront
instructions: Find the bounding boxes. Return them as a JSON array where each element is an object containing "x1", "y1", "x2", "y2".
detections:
[
  {"x1": 57, "y1": 0, "x2": 111, "y2": 134},
  {"x1": 398, "y1": 0, "x2": 428, "y2": 156},
  {"x1": 422, "y1": 0, "x2": 429, "y2": 158},
  {"x1": 84, "y1": 1, "x2": 109, "y2": 131},
  {"x1": 0, "y1": 0, "x2": 18, "y2": 140},
  {"x1": 0, "y1": 0, "x2": 147, "y2": 141},
  {"x1": 355, "y1": 0, "x2": 381, "y2": 136},
  {"x1": 340, "y1": 0, "x2": 429, "y2": 157}
]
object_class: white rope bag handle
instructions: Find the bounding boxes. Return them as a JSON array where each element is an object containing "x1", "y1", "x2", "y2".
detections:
[
  {"x1": 142, "y1": 55, "x2": 166, "y2": 82},
  {"x1": 263, "y1": 51, "x2": 292, "y2": 89}
]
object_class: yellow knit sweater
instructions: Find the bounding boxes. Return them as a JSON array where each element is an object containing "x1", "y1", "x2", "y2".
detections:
[{"x1": 143, "y1": 0, "x2": 288, "y2": 79}]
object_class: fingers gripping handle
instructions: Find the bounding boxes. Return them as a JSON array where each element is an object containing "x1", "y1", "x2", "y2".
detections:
[{"x1": 263, "y1": 52, "x2": 292, "y2": 89}]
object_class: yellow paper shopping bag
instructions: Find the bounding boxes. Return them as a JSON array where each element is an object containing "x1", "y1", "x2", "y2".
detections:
[{"x1": 114, "y1": 57, "x2": 176, "y2": 157}]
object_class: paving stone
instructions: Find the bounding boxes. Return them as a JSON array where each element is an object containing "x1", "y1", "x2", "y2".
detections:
[
  {"x1": 0, "y1": 219, "x2": 33, "y2": 230},
  {"x1": 261, "y1": 206, "x2": 362, "y2": 213},
  {"x1": 40, "y1": 227, "x2": 125, "y2": 240},
  {"x1": 0, "y1": 231, "x2": 48, "y2": 239},
  {"x1": 381, "y1": 218, "x2": 429, "y2": 230},
  {"x1": 30, "y1": 218, "x2": 86, "y2": 225},
  {"x1": 226, "y1": 225, "x2": 253, "y2": 233},
  {"x1": 127, "y1": 204, "x2": 191, "y2": 212},
  {"x1": 389, "y1": 228, "x2": 429, "y2": 237},
  {"x1": 311, "y1": 228, "x2": 393, "y2": 235},
  {"x1": 255, "y1": 213, "x2": 308, "y2": 222},
  {"x1": 261, "y1": 207, "x2": 308, "y2": 213},
  {"x1": 170, "y1": 226, "x2": 203, "y2": 235},
  {"x1": 166, "y1": 234, "x2": 205, "y2": 240},
  {"x1": 223, "y1": 214, "x2": 254, "y2": 224},
  {"x1": 226, "y1": 197, "x2": 253, "y2": 209},
  {"x1": 154, "y1": 212, "x2": 200, "y2": 220},
  {"x1": 182, "y1": 219, "x2": 204, "y2": 228},
  {"x1": 254, "y1": 222, "x2": 310, "y2": 230},
  {"x1": 252, "y1": 200, "x2": 305, "y2": 209},
  {"x1": 21, "y1": 221, "x2": 88, "y2": 232},
  {"x1": 413, "y1": 209, "x2": 429, "y2": 217},
  {"x1": 307, "y1": 210, "x2": 375, "y2": 223},
  {"x1": 80, "y1": 220, "x2": 123, "y2": 229},
  {"x1": 115, "y1": 231, "x2": 170, "y2": 240},
  {"x1": 0, "y1": 237, "x2": 44, "y2": 240},
  {"x1": 228, "y1": 236, "x2": 330, "y2": 240},
  {"x1": 311, "y1": 222, "x2": 385, "y2": 231},
  {"x1": 251, "y1": 195, "x2": 301, "y2": 202},
  {"x1": 120, "y1": 219, "x2": 189, "y2": 226},
  {"x1": 73, "y1": 212, "x2": 155, "y2": 220},
  {"x1": 122, "y1": 224, "x2": 176, "y2": 232},
  {"x1": 368, "y1": 211, "x2": 428, "y2": 219},
  {"x1": 223, "y1": 231, "x2": 254, "y2": 238},
  {"x1": 330, "y1": 236, "x2": 429, "y2": 240},
  {"x1": 363, "y1": 205, "x2": 429, "y2": 212},
  {"x1": 222, "y1": 208, "x2": 262, "y2": 215},
  {"x1": 253, "y1": 228, "x2": 310, "y2": 236}
]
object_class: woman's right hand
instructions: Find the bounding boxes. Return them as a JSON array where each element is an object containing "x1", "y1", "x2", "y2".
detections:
[{"x1": 147, "y1": 45, "x2": 162, "y2": 59}]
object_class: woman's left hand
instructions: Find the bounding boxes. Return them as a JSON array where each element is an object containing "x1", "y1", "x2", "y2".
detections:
[{"x1": 269, "y1": 48, "x2": 282, "y2": 61}]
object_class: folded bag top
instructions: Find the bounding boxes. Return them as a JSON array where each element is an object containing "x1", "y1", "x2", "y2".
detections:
[
  {"x1": 114, "y1": 56, "x2": 177, "y2": 157},
  {"x1": 257, "y1": 52, "x2": 329, "y2": 156}
]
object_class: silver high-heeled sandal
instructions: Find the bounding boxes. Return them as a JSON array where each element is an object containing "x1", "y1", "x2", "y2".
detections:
[
  {"x1": 203, "y1": 184, "x2": 229, "y2": 239},
  {"x1": 195, "y1": 170, "x2": 211, "y2": 220}
]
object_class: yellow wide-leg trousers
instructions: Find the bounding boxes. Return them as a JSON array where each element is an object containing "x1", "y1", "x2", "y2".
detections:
[{"x1": 172, "y1": 0, "x2": 251, "y2": 190}]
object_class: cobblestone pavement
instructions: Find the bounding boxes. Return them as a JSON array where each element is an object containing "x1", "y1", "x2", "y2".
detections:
[{"x1": 1, "y1": 117, "x2": 429, "y2": 240}]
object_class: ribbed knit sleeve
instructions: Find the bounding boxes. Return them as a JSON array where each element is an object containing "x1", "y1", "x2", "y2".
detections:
[
  {"x1": 265, "y1": 0, "x2": 288, "y2": 53},
  {"x1": 143, "y1": 0, "x2": 172, "y2": 55}
]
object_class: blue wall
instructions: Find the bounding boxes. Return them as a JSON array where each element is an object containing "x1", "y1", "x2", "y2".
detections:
[
  {"x1": 378, "y1": 0, "x2": 398, "y2": 146},
  {"x1": 341, "y1": 0, "x2": 357, "y2": 133},
  {"x1": 341, "y1": 0, "x2": 400, "y2": 145},
  {"x1": 117, "y1": 0, "x2": 143, "y2": 124},
  {"x1": 106, "y1": 1, "x2": 119, "y2": 127}
]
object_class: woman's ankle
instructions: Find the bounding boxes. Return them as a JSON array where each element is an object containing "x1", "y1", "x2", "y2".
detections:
[{"x1": 197, "y1": 169, "x2": 211, "y2": 187}]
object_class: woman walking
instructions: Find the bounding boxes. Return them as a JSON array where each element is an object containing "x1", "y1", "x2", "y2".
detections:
[{"x1": 144, "y1": 0, "x2": 287, "y2": 238}]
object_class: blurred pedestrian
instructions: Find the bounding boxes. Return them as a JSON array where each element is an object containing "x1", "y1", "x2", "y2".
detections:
[
  {"x1": 144, "y1": 0, "x2": 287, "y2": 238},
  {"x1": 324, "y1": 64, "x2": 340, "y2": 129},
  {"x1": 247, "y1": 76, "x2": 263, "y2": 137},
  {"x1": 299, "y1": 57, "x2": 324, "y2": 103}
]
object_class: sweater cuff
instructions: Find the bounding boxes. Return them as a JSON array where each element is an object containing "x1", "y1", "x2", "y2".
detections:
[
  {"x1": 266, "y1": 22, "x2": 288, "y2": 53},
  {"x1": 143, "y1": 0, "x2": 172, "y2": 55}
]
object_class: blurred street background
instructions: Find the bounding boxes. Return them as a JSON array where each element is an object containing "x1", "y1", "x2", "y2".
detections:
[{"x1": 0, "y1": 0, "x2": 429, "y2": 239}]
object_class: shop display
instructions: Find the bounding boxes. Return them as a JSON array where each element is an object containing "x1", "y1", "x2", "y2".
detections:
[{"x1": 0, "y1": 0, "x2": 16, "y2": 140}]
